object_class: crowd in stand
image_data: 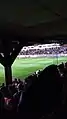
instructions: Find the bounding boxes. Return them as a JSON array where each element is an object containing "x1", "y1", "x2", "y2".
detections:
[
  {"x1": 19, "y1": 46, "x2": 67, "y2": 55},
  {"x1": 0, "y1": 78, "x2": 25, "y2": 113},
  {"x1": 0, "y1": 70, "x2": 41, "y2": 117},
  {"x1": 1, "y1": 62, "x2": 67, "y2": 118}
]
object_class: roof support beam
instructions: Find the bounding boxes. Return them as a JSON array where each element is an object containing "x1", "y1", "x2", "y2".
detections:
[
  {"x1": 0, "y1": 38, "x2": 23, "y2": 85},
  {"x1": 10, "y1": 42, "x2": 23, "y2": 65},
  {"x1": 0, "y1": 54, "x2": 5, "y2": 66},
  {"x1": 4, "y1": 65, "x2": 12, "y2": 85},
  {"x1": 2, "y1": 40, "x2": 12, "y2": 85}
]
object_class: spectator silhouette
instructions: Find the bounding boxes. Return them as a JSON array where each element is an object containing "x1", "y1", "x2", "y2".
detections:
[{"x1": 18, "y1": 64, "x2": 62, "y2": 119}]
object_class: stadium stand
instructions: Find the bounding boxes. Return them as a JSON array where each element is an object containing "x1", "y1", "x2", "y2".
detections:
[
  {"x1": 18, "y1": 44, "x2": 67, "y2": 58},
  {"x1": 0, "y1": 61, "x2": 66, "y2": 118},
  {"x1": 1, "y1": 45, "x2": 67, "y2": 118},
  {"x1": 1, "y1": 0, "x2": 67, "y2": 118}
]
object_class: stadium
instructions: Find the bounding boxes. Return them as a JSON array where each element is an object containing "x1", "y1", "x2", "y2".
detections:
[
  {"x1": 0, "y1": 0, "x2": 67, "y2": 119},
  {"x1": 0, "y1": 43, "x2": 67, "y2": 83},
  {"x1": 14, "y1": 43, "x2": 67, "y2": 78},
  {"x1": 0, "y1": 42, "x2": 67, "y2": 118}
]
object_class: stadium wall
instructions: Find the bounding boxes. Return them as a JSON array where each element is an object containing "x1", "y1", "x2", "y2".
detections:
[{"x1": 17, "y1": 54, "x2": 67, "y2": 58}]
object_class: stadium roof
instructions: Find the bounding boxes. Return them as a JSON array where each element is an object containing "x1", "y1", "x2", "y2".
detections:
[{"x1": 0, "y1": 0, "x2": 67, "y2": 43}]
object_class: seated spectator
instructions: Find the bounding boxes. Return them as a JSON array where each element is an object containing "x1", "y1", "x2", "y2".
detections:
[
  {"x1": 8, "y1": 84, "x2": 17, "y2": 97},
  {"x1": 65, "y1": 62, "x2": 67, "y2": 74},
  {"x1": 65, "y1": 62, "x2": 67, "y2": 68},
  {"x1": 2, "y1": 83, "x2": 5, "y2": 87},
  {"x1": 18, "y1": 83, "x2": 24, "y2": 91},
  {"x1": 18, "y1": 79, "x2": 22, "y2": 84},
  {"x1": 0, "y1": 91, "x2": 4, "y2": 113},
  {"x1": 1, "y1": 86, "x2": 11, "y2": 98},
  {"x1": 12, "y1": 78, "x2": 18, "y2": 90},
  {"x1": 13, "y1": 78, "x2": 18, "y2": 85},
  {"x1": 36, "y1": 70, "x2": 39, "y2": 75},
  {"x1": 59, "y1": 62, "x2": 65, "y2": 72}
]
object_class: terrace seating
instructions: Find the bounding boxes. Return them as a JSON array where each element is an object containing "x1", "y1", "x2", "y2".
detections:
[
  {"x1": 0, "y1": 62, "x2": 67, "y2": 118},
  {"x1": 19, "y1": 45, "x2": 67, "y2": 56}
]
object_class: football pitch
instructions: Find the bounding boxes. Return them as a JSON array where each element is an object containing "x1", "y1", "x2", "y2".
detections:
[{"x1": 0, "y1": 57, "x2": 67, "y2": 84}]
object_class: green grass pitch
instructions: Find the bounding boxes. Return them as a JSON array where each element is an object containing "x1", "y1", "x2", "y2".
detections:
[{"x1": 0, "y1": 57, "x2": 67, "y2": 84}]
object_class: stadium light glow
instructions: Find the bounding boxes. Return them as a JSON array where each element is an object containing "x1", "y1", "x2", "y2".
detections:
[
  {"x1": 0, "y1": 53, "x2": 4, "y2": 57},
  {"x1": 13, "y1": 48, "x2": 15, "y2": 51}
]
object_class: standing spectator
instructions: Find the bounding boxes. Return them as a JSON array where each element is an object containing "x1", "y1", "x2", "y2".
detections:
[
  {"x1": 18, "y1": 79, "x2": 22, "y2": 84},
  {"x1": 13, "y1": 78, "x2": 18, "y2": 88}
]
